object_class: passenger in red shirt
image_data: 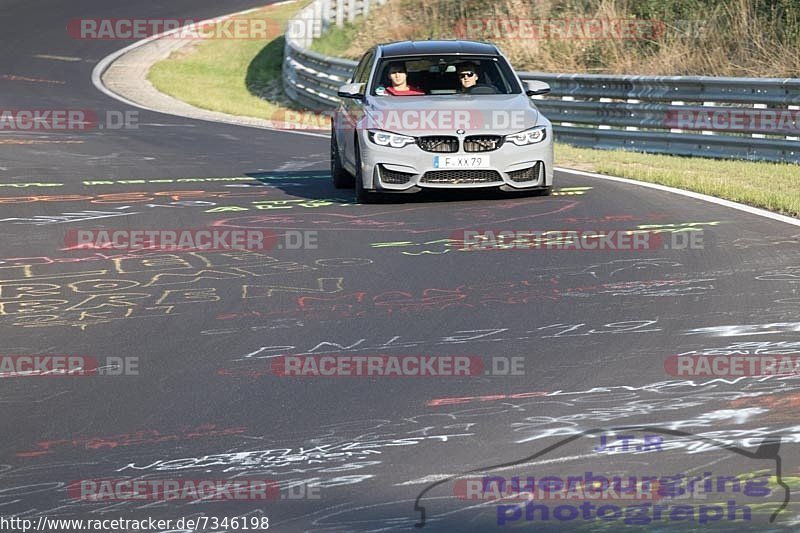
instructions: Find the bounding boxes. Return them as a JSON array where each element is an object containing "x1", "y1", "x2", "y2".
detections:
[{"x1": 385, "y1": 62, "x2": 425, "y2": 95}]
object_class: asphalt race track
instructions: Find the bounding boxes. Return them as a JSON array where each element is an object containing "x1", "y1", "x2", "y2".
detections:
[{"x1": 1, "y1": 1, "x2": 800, "y2": 531}]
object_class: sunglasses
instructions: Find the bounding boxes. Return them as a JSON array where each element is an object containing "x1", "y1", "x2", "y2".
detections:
[{"x1": 459, "y1": 71, "x2": 476, "y2": 78}]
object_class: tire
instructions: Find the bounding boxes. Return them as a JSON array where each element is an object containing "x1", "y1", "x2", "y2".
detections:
[
  {"x1": 331, "y1": 133, "x2": 354, "y2": 188},
  {"x1": 354, "y1": 139, "x2": 380, "y2": 204},
  {"x1": 534, "y1": 186, "x2": 552, "y2": 196}
]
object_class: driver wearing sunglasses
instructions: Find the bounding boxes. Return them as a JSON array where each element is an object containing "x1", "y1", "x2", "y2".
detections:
[{"x1": 456, "y1": 62, "x2": 480, "y2": 93}]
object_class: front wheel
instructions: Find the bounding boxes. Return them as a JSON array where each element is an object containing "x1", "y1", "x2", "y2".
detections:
[
  {"x1": 331, "y1": 133, "x2": 354, "y2": 188},
  {"x1": 354, "y1": 140, "x2": 380, "y2": 204}
]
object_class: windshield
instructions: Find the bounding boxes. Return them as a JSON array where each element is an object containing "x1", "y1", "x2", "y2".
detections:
[{"x1": 370, "y1": 55, "x2": 522, "y2": 96}]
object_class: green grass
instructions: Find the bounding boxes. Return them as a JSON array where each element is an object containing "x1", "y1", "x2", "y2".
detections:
[
  {"x1": 148, "y1": 1, "x2": 800, "y2": 218},
  {"x1": 148, "y1": 0, "x2": 315, "y2": 121},
  {"x1": 309, "y1": 21, "x2": 361, "y2": 56},
  {"x1": 555, "y1": 144, "x2": 800, "y2": 217}
]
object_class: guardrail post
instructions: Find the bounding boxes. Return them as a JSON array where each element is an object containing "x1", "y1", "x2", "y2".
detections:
[
  {"x1": 335, "y1": 0, "x2": 344, "y2": 27},
  {"x1": 561, "y1": 96, "x2": 575, "y2": 127},
  {"x1": 670, "y1": 101, "x2": 684, "y2": 133},
  {"x1": 752, "y1": 103, "x2": 767, "y2": 139},
  {"x1": 312, "y1": 0, "x2": 324, "y2": 38},
  {"x1": 702, "y1": 102, "x2": 715, "y2": 136},
  {"x1": 626, "y1": 99, "x2": 639, "y2": 131},
  {"x1": 598, "y1": 97, "x2": 612, "y2": 130},
  {"x1": 788, "y1": 105, "x2": 799, "y2": 141},
  {"x1": 300, "y1": 11, "x2": 312, "y2": 48},
  {"x1": 348, "y1": 0, "x2": 357, "y2": 23},
  {"x1": 321, "y1": 0, "x2": 332, "y2": 32}
]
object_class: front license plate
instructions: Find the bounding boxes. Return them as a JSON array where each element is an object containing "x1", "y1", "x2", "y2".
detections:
[{"x1": 433, "y1": 155, "x2": 491, "y2": 169}]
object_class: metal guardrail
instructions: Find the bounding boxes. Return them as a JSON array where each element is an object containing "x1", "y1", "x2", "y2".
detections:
[
  {"x1": 283, "y1": 0, "x2": 387, "y2": 109},
  {"x1": 283, "y1": 0, "x2": 800, "y2": 163}
]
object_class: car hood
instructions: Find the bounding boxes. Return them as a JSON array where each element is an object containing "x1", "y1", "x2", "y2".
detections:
[{"x1": 362, "y1": 94, "x2": 545, "y2": 136}]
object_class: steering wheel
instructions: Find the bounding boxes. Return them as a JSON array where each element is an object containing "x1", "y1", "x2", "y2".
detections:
[{"x1": 466, "y1": 85, "x2": 499, "y2": 94}]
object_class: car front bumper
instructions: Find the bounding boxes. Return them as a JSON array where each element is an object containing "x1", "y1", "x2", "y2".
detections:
[{"x1": 358, "y1": 129, "x2": 554, "y2": 192}]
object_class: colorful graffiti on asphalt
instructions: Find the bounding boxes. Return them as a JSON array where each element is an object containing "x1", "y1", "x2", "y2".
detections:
[{"x1": 0, "y1": 251, "x2": 372, "y2": 329}]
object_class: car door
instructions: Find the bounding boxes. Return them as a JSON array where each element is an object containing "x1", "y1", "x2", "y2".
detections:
[{"x1": 339, "y1": 47, "x2": 375, "y2": 170}]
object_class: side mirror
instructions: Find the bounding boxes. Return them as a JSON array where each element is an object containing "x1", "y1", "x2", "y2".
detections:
[
  {"x1": 337, "y1": 82, "x2": 366, "y2": 99},
  {"x1": 524, "y1": 80, "x2": 551, "y2": 96}
]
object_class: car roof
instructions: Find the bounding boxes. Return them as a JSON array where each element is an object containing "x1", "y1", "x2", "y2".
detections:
[{"x1": 378, "y1": 40, "x2": 500, "y2": 58}]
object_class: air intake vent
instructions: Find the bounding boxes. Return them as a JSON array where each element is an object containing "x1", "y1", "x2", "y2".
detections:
[
  {"x1": 379, "y1": 165, "x2": 415, "y2": 184},
  {"x1": 508, "y1": 162, "x2": 543, "y2": 183},
  {"x1": 421, "y1": 170, "x2": 502, "y2": 184}
]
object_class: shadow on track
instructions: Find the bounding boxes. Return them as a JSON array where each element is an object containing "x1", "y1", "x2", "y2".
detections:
[{"x1": 242, "y1": 170, "x2": 552, "y2": 205}]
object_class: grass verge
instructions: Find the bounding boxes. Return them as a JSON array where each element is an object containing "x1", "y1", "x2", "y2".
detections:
[
  {"x1": 556, "y1": 144, "x2": 800, "y2": 217},
  {"x1": 147, "y1": 1, "x2": 800, "y2": 218},
  {"x1": 148, "y1": 0, "x2": 315, "y2": 121}
]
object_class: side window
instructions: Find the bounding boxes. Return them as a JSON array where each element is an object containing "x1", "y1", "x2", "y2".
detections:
[{"x1": 351, "y1": 49, "x2": 375, "y2": 85}]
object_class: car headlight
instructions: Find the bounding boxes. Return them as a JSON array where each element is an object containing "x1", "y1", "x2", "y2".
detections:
[
  {"x1": 505, "y1": 126, "x2": 547, "y2": 146},
  {"x1": 368, "y1": 130, "x2": 416, "y2": 148}
]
